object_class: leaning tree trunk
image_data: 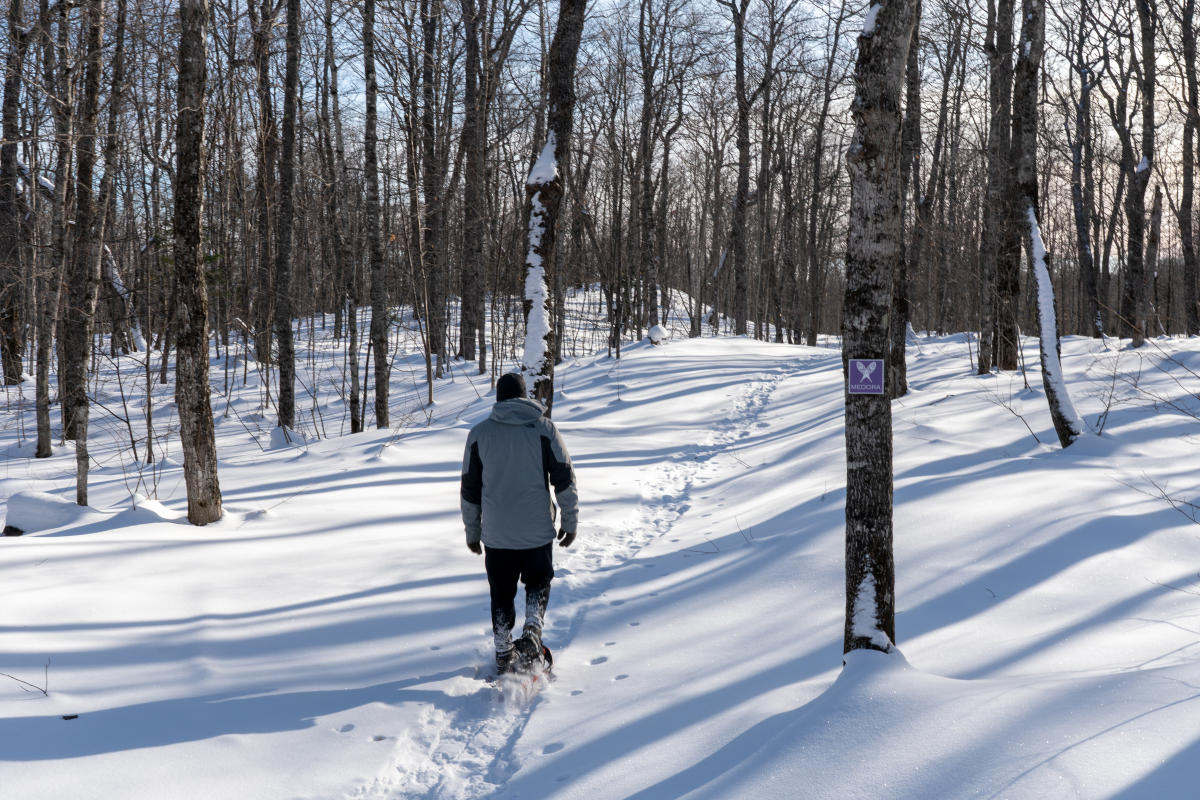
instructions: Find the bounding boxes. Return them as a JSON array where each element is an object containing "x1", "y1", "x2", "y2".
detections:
[
  {"x1": 273, "y1": 0, "x2": 300, "y2": 431},
  {"x1": 842, "y1": 0, "x2": 918, "y2": 656},
  {"x1": 62, "y1": 0, "x2": 105, "y2": 506},
  {"x1": 1012, "y1": 0, "x2": 1081, "y2": 449},
  {"x1": 521, "y1": 0, "x2": 586, "y2": 415},
  {"x1": 174, "y1": 0, "x2": 223, "y2": 524}
]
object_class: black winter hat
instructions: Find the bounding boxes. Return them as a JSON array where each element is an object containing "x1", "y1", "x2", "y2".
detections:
[{"x1": 496, "y1": 372, "x2": 527, "y2": 402}]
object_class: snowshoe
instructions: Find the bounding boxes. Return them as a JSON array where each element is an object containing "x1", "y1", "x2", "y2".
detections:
[{"x1": 511, "y1": 634, "x2": 553, "y2": 675}]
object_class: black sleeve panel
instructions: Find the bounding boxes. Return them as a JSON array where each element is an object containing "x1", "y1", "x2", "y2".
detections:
[
  {"x1": 541, "y1": 434, "x2": 575, "y2": 493},
  {"x1": 461, "y1": 440, "x2": 483, "y2": 504}
]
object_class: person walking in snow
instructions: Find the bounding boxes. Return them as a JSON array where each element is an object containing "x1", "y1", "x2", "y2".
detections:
[{"x1": 460, "y1": 372, "x2": 578, "y2": 675}]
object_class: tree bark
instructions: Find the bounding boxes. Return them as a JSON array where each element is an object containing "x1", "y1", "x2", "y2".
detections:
[
  {"x1": 888, "y1": 0, "x2": 921, "y2": 400},
  {"x1": 1119, "y1": 0, "x2": 1155, "y2": 348},
  {"x1": 843, "y1": 0, "x2": 917, "y2": 655},
  {"x1": 174, "y1": 0, "x2": 223, "y2": 524},
  {"x1": 62, "y1": 0, "x2": 105, "y2": 505},
  {"x1": 1013, "y1": 0, "x2": 1081, "y2": 448},
  {"x1": 978, "y1": 0, "x2": 1016, "y2": 373},
  {"x1": 721, "y1": 0, "x2": 751, "y2": 336},
  {"x1": 36, "y1": 0, "x2": 71, "y2": 459},
  {"x1": 521, "y1": 0, "x2": 586, "y2": 414},
  {"x1": 364, "y1": 0, "x2": 389, "y2": 427},
  {"x1": 0, "y1": 0, "x2": 29, "y2": 385},
  {"x1": 273, "y1": 0, "x2": 300, "y2": 430},
  {"x1": 250, "y1": 0, "x2": 278, "y2": 364},
  {"x1": 1181, "y1": 0, "x2": 1199, "y2": 335}
]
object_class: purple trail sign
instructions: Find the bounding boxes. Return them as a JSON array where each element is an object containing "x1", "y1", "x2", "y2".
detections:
[{"x1": 848, "y1": 358, "x2": 885, "y2": 395}]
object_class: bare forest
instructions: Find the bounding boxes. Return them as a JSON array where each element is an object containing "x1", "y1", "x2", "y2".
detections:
[{"x1": 0, "y1": 0, "x2": 1197, "y2": 511}]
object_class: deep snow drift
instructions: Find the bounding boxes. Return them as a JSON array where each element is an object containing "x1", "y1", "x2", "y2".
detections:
[{"x1": 2, "y1": 317, "x2": 1199, "y2": 799}]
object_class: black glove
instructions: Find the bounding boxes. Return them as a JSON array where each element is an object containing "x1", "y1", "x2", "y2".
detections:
[
  {"x1": 467, "y1": 540, "x2": 482, "y2": 555},
  {"x1": 557, "y1": 528, "x2": 576, "y2": 548}
]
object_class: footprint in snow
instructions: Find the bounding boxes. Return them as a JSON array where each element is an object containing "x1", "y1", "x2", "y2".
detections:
[{"x1": 590, "y1": 656, "x2": 608, "y2": 666}]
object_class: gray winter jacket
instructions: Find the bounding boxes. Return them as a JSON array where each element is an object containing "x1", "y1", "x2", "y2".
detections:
[{"x1": 460, "y1": 397, "x2": 578, "y2": 550}]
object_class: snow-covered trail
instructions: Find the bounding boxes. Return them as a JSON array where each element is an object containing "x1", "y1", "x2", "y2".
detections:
[
  {"x1": 356, "y1": 338, "x2": 843, "y2": 799},
  {"x1": 3, "y1": 332, "x2": 1200, "y2": 799}
]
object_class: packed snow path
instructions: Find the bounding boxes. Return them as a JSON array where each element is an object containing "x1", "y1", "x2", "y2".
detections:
[{"x1": 3, "y1": 334, "x2": 1200, "y2": 799}]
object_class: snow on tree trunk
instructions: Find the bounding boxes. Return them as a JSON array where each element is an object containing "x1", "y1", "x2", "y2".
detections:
[
  {"x1": 1025, "y1": 205, "x2": 1084, "y2": 447},
  {"x1": 1013, "y1": 0, "x2": 1081, "y2": 449},
  {"x1": 521, "y1": 0, "x2": 586, "y2": 415},
  {"x1": 523, "y1": 133, "x2": 558, "y2": 403},
  {"x1": 842, "y1": 0, "x2": 916, "y2": 656},
  {"x1": 174, "y1": 0, "x2": 223, "y2": 524}
]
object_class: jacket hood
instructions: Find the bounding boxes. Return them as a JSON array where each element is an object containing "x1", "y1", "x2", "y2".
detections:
[{"x1": 489, "y1": 396, "x2": 546, "y2": 425}]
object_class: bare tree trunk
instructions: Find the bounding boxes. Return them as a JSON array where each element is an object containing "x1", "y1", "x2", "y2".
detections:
[
  {"x1": 420, "y1": 0, "x2": 446, "y2": 380},
  {"x1": 273, "y1": 0, "x2": 300, "y2": 430},
  {"x1": 889, "y1": 0, "x2": 921, "y2": 400},
  {"x1": 322, "y1": 0, "x2": 359, "y2": 432},
  {"x1": 719, "y1": 0, "x2": 751, "y2": 336},
  {"x1": 979, "y1": 0, "x2": 1015, "y2": 373},
  {"x1": 1013, "y1": 0, "x2": 1081, "y2": 448},
  {"x1": 364, "y1": 0, "x2": 389, "y2": 428},
  {"x1": 460, "y1": 0, "x2": 484, "y2": 366},
  {"x1": 63, "y1": 0, "x2": 105, "y2": 505},
  {"x1": 1145, "y1": 184, "x2": 1163, "y2": 334},
  {"x1": 842, "y1": 0, "x2": 917, "y2": 656},
  {"x1": 1119, "y1": 0, "x2": 1155, "y2": 348},
  {"x1": 250, "y1": 0, "x2": 278, "y2": 364},
  {"x1": 1066, "y1": 3, "x2": 1101, "y2": 337},
  {"x1": 521, "y1": 0, "x2": 586, "y2": 414},
  {"x1": 37, "y1": 0, "x2": 71, "y2": 458},
  {"x1": 0, "y1": 0, "x2": 30, "y2": 385},
  {"x1": 175, "y1": 0, "x2": 223, "y2": 524},
  {"x1": 807, "y1": 2, "x2": 847, "y2": 347},
  {"x1": 96, "y1": 0, "x2": 129, "y2": 356},
  {"x1": 1181, "y1": 0, "x2": 1199, "y2": 335}
]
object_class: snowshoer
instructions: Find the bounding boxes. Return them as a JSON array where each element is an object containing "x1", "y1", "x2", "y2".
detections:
[{"x1": 460, "y1": 372, "x2": 578, "y2": 675}]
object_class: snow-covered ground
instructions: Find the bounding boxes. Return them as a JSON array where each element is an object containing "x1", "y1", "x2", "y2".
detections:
[{"x1": 2, "y1": 310, "x2": 1199, "y2": 799}]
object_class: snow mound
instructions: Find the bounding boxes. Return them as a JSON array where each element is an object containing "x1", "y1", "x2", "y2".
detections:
[
  {"x1": 268, "y1": 426, "x2": 309, "y2": 450},
  {"x1": 648, "y1": 324, "x2": 668, "y2": 344},
  {"x1": 2, "y1": 491, "x2": 98, "y2": 535}
]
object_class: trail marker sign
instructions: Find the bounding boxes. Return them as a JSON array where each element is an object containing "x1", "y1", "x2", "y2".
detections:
[{"x1": 848, "y1": 358, "x2": 884, "y2": 395}]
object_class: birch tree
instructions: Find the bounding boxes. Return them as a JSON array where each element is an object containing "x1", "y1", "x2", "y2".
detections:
[
  {"x1": 522, "y1": 0, "x2": 587, "y2": 413},
  {"x1": 175, "y1": 0, "x2": 223, "y2": 524},
  {"x1": 0, "y1": 0, "x2": 30, "y2": 385},
  {"x1": 62, "y1": 0, "x2": 105, "y2": 505},
  {"x1": 1012, "y1": 0, "x2": 1082, "y2": 448},
  {"x1": 364, "y1": 0, "x2": 389, "y2": 427},
  {"x1": 273, "y1": 0, "x2": 301, "y2": 431},
  {"x1": 842, "y1": 0, "x2": 917, "y2": 655}
]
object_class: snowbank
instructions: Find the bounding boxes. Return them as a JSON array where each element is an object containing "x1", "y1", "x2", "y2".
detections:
[{"x1": 2, "y1": 491, "x2": 95, "y2": 535}]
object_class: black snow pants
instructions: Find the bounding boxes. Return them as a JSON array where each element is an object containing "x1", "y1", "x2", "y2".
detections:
[{"x1": 484, "y1": 543, "x2": 553, "y2": 655}]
